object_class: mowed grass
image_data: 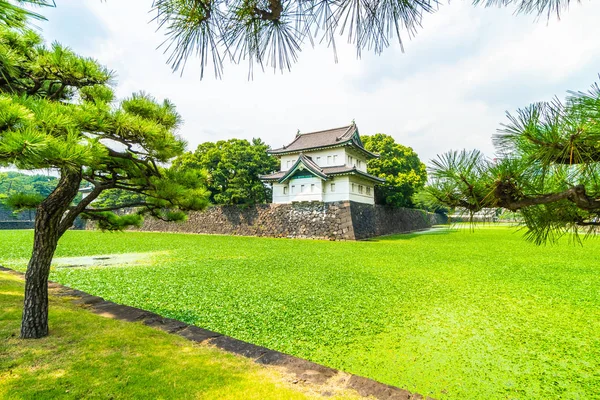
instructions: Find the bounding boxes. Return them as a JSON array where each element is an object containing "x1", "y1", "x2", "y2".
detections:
[
  {"x1": 0, "y1": 272, "x2": 354, "y2": 400},
  {"x1": 1, "y1": 226, "x2": 599, "y2": 399}
]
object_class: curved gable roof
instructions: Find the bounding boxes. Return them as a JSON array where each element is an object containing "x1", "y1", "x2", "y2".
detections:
[
  {"x1": 268, "y1": 124, "x2": 378, "y2": 158},
  {"x1": 259, "y1": 160, "x2": 386, "y2": 184},
  {"x1": 277, "y1": 154, "x2": 328, "y2": 183}
]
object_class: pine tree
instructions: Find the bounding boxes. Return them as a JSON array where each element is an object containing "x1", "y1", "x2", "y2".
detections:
[
  {"x1": 0, "y1": 19, "x2": 209, "y2": 338},
  {"x1": 424, "y1": 80, "x2": 600, "y2": 244},
  {"x1": 151, "y1": 0, "x2": 577, "y2": 77},
  {"x1": 0, "y1": 0, "x2": 54, "y2": 28}
]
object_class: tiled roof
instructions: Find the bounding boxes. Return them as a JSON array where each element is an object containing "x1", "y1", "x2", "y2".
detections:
[
  {"x1": 259, "y1": 154, "x2": 385, "y2": 183},
  {"x1": 268, "y1": 124, "x2": 378, "y2": 158},
  {"x1": 259, "y1": 171, "x2": 285, "y2": 181},
  {"x1": 278, "y1": 154, "x2": 328, "y2": 183}
]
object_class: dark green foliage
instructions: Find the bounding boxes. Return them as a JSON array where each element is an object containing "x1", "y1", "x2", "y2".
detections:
[
  {"x1": 425, "y1": 80, "x2": 600, "y2": 244},
  {"x1": 0, "y1": 171, "x2": 57, "y2": 197},
  {"x1": 173, "y1": 138, "x2": 279, "y2": 205},
  {"x1": 411, "y1": 189, "x2": 449, "y2": 215},
  {"x1": 0, "y1": 172, "x2": 58, "y2": 218},
  {"x1": 93, "y1": 189, "x2": 146, "y2": 209},
  {"x1": 361, "y1": 133, "x2": 427, "y2": 208},
  {"x1": 81, "y1": 211, "x2": 144, "y2": 231},
  {"x1": 0, "y1": 15, "x2": 210, "y2": 338},
  {"x1": 4, "y1": 192, "x2": 43, "y2": 210},
  {"x1": 0, "y1": 23, "x2": 209, "y2": 228}
]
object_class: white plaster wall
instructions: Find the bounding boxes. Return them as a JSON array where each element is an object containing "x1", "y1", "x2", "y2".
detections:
[
  {"x1": 305, "y1": 148, "x2": 346, "y2": 168},
  {"x1": 280, "y1": 154, "x2": 298, "y2": 171},
  {"x1": 347, "y1": 176, "x2": 375, "y2": 204},
  {"x1": 345, "y1": 148, "x2": 369, "y2": 172},
  {"x1": 272, "y1": 177, "x2": 323, "y2": 202},
  {"x1": 280, "y1": 148, "x2": 347, "y2": 170},
  {"x1": 274, "y1": 176, "x2": 348, "y2": 203},
  {"x1": 272, "y1": 183, "x2": 289, "y2": 204},
  {"x1": 322, "y1": 176, "x2": 350, "y2": 202},
  {"x1": 278, "y1": 146, "x2": 371, "y2": 172},
  {"x1": 288, "y1": 176, "x2": 323, "y2": 202},
  {"x1": 274, "y1": 175, "x2": 376, "y2": 204}
]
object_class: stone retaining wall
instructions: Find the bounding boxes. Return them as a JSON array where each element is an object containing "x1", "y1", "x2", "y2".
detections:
[
  {"x1": 0, "y1": 204, "x2": 34, "y2": 221},
  {"x1": 0, "y1": 220, "x2": 35, "y2": 230},
  {"x1": 350, "y1": 202, "x2": 447, "y2": 239},
  {"x1": 0, "y1": 204, "x2": 34, "y2": 230},
  {"x1": 133, "y1": 201, "x2": 447, "y2": 240}
]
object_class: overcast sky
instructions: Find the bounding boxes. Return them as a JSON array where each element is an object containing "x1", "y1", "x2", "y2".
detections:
[{"x1": 34, "y1": 0, "x2": 600, "y2": 164}]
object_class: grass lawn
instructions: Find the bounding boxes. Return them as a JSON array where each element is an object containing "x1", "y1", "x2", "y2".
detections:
[
  {"x1": 0, "y1": 272, "x2": 356, "y2": 399},
  {"x1": 1, "y1": 226, "x2": 599, "y2": 399}
]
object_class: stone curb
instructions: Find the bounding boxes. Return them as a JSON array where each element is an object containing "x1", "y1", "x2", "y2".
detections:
[{"x1": 1, "y1": 266, "x2": 433, "y2": 400}]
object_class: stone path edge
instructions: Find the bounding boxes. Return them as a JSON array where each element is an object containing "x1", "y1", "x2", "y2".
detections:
[{"x1": 1, "y1": 266, "x2": 433, "y2": 400}]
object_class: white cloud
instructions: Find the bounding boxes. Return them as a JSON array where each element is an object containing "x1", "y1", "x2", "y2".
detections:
[{"x1": 38, "y1": 0, "x2": 600, "y2": 165}]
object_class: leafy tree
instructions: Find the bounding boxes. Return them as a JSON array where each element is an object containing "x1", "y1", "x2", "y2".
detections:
[
  {"x1": 412, "y1": 189, "x2": 449, "y2": 216},
  {"x1": 0, "y1": 20, "x2": 209, "y2": 339},
  {"x1": 0, "y1": 171, "x2": 57, "y2": 199},
  {"x1": 151, "y1": 0, "x2": 575, "y2": 76},
  {"x1": 362, "y1": 133, "x2": 427, "y2": 208},
  {"x1": 173, "y1": 138, "x2": 278, "y2": 205},
  {"x1": 424, "y1": 80, "x2": 600, "y2": 244}
]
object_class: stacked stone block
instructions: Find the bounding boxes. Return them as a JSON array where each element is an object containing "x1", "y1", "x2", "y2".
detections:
[{"x1": 130, "y1": 201, "x2": 447, "y2": 240}]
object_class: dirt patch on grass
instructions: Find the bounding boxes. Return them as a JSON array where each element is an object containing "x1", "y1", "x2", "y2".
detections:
[{"x1": 51, "y1": 252, "x2": 161, "y2": 268}]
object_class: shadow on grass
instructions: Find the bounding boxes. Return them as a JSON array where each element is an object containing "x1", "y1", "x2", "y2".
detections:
[
  {"x1": 367, "y1": 226, "x2": 459, "y2": 242},
  {"x1": 0, "y1": 273, "x2": 308, "y2": 400}
]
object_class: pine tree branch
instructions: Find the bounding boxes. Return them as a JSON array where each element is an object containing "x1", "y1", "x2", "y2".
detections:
[
  {"x1": 105, "y1": 148, "x2": 161, "y2": 176},
  {"x1": 253, "y1": 0, "x2": 283, "y2": 21},
  {"x1": 83, "y1": 202, "x2": 150, "y2": 212},
  {"x1": 575, "y1": 221, "x2": 600, "y2": 226},
  {"x1": 58, "y1": 182, "x2": 107, "y2": 236},
  {"x1": 497, "y1": 185, "x2": 600, "y2": 211}
]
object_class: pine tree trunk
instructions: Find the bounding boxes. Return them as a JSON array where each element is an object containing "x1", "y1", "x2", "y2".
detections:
[
  {"x1": 20, "y1": 222, "x2": 59, "y2": 338},
  {"x1": 20, "y1": 170, "x2": 82, "y2": 339}
]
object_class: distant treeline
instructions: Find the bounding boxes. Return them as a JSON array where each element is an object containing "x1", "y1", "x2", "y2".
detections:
[
  {"x1": 0, "y1": 172, "x2": 57, "y2": 220},
  {"x1": 2, "y1": 134, "x2": 436, "y2": 211}
]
